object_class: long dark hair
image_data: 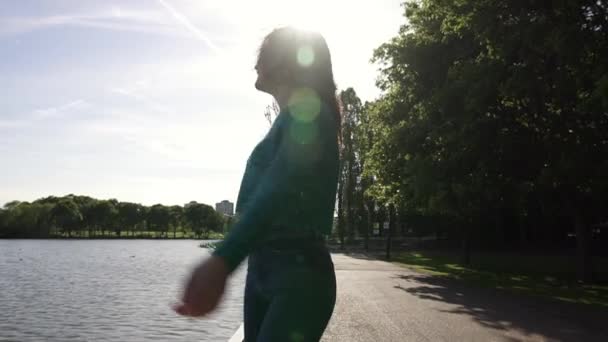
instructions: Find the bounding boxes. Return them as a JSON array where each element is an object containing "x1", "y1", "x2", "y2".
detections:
[{"x1": 257, "y1": 27, "x2": 342, "y2": 143}]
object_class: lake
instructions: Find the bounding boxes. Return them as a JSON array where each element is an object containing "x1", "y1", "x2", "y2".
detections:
[{"x1": 0, "y1": 240, "x2": 246, "y2": 342}]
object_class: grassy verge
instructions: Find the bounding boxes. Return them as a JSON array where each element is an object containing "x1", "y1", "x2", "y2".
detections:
[{"x1": 393, "y1": 251, "x2": 608, "y2": 308}]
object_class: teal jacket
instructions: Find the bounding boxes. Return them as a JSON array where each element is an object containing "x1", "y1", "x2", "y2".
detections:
[{"x1": 213, "y1": 105, "x2": 340, "y2": 273}]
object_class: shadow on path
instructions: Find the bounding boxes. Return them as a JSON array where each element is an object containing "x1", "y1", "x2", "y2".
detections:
[
  {"x1": 395, "y1": 273, "x2": 608, "y2": 341},
  {"x1": 328, "y1": 248, "x2": 387, "y2": 261}
]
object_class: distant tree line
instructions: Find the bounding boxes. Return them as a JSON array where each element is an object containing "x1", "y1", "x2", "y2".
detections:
[
  {"x1": 333, "y1": 0, "x2": 608, "y2": 282},
  {"x1": 0, "y1": 195, "x2": 228, "y2": 239}
]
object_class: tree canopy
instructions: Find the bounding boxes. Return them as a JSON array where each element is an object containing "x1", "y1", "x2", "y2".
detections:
[
  {"x1": 0, "y1": 195, "x2": 227, "y2": 239},
  {"x1": 333, "y1": 0, "x2": 607, "y2": 282}
]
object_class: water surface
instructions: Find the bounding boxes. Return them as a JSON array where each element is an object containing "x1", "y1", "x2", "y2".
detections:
[{"x1": 0, "y1": 240, "x2": 245, "y2": 342}]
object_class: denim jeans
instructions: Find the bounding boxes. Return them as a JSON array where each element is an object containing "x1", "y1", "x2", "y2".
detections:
[{"x1": 243, "y1": 240, "x2": 336, "y2": 342}]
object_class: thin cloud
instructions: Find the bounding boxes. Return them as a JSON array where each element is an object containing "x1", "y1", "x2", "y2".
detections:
[
  {"x1": 0, "y1": 10, "x2": 190, "y2": 38},
  {"x1": 0, "y1": 99, "x2": 90, "y2": 129},
  {"x1": 109, "y1": 86, "x2": 174, "y2": 116},
  {"x1": 156, "y1": 0, "x2": 221, "y2": 53},
  {"x1": 34, "y1": 99, "x2": 89, "y2": 119}
]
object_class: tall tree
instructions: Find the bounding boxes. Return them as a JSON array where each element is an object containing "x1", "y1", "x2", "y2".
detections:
[
  {"x1": 148, "y1": 204, "x2": 171, "y2": 238},
  {"x1": 89, "y1": 200, "x2": 118, "y2": 237},
  {"x1": 117, "y1": 202, "x2": 144, "y2": 237},
  {"x1": 339, "y1": 88, "x2": 364, "y2": 243},
  {"x1": 184, "y1": 201, "x2": 220, "y2": 238},
  {"x1": 50, "y1": 199, "x2": 82, "y2": 237},
  {"x1": 169, "y1": 205, "x2": 184, "y2": 238},
  {"x1": 368, "y1": 0, "x2": 608, "y2": 275}
]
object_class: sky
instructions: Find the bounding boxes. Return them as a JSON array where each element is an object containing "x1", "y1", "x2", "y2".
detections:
[{"x1": 0, "y1": 0, "x2": 404, "y2": 208}]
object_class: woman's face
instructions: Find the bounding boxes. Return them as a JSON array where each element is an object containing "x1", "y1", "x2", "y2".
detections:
[
  {"x1": 254, "y1": 59, "x2": 270, "y2": 93},
  {"x1": 254, "y1": 52, "x2": 280, "y2": 95},
  {"x1": 254, "y1": 48, "x2": 288, "y2": 95}
]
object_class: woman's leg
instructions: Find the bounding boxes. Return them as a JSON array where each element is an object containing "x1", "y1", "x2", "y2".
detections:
[
  {"x1": 255, "y1": 279, "x2": 336, "y2": 342},
  {"x1": 244, "y1": 264, "x2": 270, "y2": 341},
  {"x1": 255, "y1": 247, "x2": 337, "y2": 342}
]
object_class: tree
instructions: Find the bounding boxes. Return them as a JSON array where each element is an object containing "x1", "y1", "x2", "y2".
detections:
[
  {"x1": 88, "y1": 200, "x2": 118, "y2": 237},
  {"x1": 169, "y1": 205, "x2": 184, "y2": 238},
  {"x1": 357, "y1": 101, "x2": 378, "y2": 251},
  {"x1": 184, "y1": 201, "x2": 222, "y2": 238},
  {"x1": 50, "y1": 199, "x2": 82, "y2": 237},
  {"x1": 148, "y1": 204, "x2": 171, "y2": 238},
  {"x1": 117, "y1": 202, "x2": 144, "y2": 237},
  {"x1": 368, "y1": 0, "x2": 608, "y2": 276},
  {"x1": 65, "y1": 195, "x2": 97, "y2": 237},
  {"x1": 339, "y1": 88, "x2": 364, "y2": 244},
  {"x1": 3, "y1": 200, "x2": 22, "y2": 210},
  {"x1": 0, "y1": 195, "x2": 213, "y2": 240},
  {"x1": 28, "y1": 202, "x2": 54, "y2": 237}
]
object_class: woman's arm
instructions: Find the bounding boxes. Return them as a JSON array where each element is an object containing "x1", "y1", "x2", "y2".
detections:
[{"x1": 213, "y1": 112, "x2": 335, "y2": 272}]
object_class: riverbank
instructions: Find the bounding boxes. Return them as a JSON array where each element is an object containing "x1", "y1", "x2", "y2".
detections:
[{"x1": 0, "y1": 231, "x2": 225, "y2": 240}]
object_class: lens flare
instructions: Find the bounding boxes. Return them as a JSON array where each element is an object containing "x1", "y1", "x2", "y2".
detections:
[
  {"x1": 287, "y1": 87, "x2": 321, "y2": 123},
  {"x1": 287, "y1": 88, "x2": 321, "y2": 146},
  {"x1": 297, "y1": 45, "x2": 315, "y2": 67},
  {"x1": 289, "y1": 120, "x2": 319, "y2": 145}
]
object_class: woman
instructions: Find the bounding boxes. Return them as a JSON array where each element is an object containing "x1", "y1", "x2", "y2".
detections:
[{"x1": 174, "y1": 27, "x2": 341, "y2": 342}]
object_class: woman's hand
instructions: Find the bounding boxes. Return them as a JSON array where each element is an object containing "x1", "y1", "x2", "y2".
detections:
[{"x1": 173, "y1": 255, "x2": 229, "y2": 317}]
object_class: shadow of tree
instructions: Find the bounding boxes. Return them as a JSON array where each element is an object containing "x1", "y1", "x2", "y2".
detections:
[
  {"x1": 391, "y1": 251, "x2": 608, "y2": 307},
  {"x1": 330, "y1": 251, "x2": 380, "y2": 260},
  {"x1": 328, "y1": 249, "x2": 388, "y2": 261},
  {"x1": 394, "y1": 273, "x2": 608, "y2": 341}
]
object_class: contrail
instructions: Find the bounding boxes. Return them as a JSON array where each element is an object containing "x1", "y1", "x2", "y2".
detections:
[{"x1": 157, "y1": 0, "x2": 221, "y2": 53}]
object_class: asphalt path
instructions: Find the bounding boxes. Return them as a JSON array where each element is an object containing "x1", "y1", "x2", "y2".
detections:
[{"x1": 321, "y1": 253, "x2": 608, "y2": 342}]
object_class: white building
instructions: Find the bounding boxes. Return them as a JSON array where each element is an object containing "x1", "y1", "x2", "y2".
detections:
[{"x1": 215, "y1": 200, "x2": 234, "y2": 216}]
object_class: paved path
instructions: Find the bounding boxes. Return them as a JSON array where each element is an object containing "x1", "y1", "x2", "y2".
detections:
[{"x1": 321, "y1": 253, "x2": 608, "y2": 342}]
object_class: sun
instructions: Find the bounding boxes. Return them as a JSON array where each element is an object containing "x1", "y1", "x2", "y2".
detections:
[{"x1": 261, "y1": 0, "x2": 344, "y2": 36}]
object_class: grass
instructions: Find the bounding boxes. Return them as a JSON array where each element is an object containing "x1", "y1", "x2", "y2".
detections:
[{"x1": 393, "y1": 251, "x2": 608, "y2": 308}]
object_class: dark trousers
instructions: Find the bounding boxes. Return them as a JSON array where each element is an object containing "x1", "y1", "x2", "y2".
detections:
[{"x1": 243, "y1": 240, "x2": 336, "y2": 342}]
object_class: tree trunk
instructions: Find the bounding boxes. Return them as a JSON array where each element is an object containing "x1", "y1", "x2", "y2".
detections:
[
  {"x1": 365, "y1": 202, "x2": 372, "y2": 252},
  {"x1": 337, "y1": 177, "x2": 345, "y2": 249},
  {"x1": 518, "y1": 216, "x2": 528, "y2": 248},
  {"x1": 495, "y1": 209, "x2": 505, "y2": 247},
  {"x1": 386, "y1": 204, "x2": 395, "y2": 260},
  {"x1": 573, "y1": 209, "x2": 593, "y2": 282},
  {"x1": 462, "y1": 222, "x2": 472, "y2": 265},
  {"x1": 345, "y1": 162, "x2": 355, "y2": 244}
]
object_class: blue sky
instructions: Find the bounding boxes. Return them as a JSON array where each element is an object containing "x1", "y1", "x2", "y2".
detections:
[{"x1": 0, "y1": 0, "x2": 403, "y2": 207}]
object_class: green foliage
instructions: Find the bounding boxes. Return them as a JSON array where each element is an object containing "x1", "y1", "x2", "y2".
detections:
[
  {"x1": 183, "y1": 201, "x2": 225, "y2": 238},
  {"x1": 147, "y1": 204, "x2": 172, "y2": 237},
  {"x1": 368, "y1": 0, "x2": 608, "y2": 214},
  {"x1": 336, "y1": 88, "x2": 365, "y2": 245},
  {"x1": 331, "y1": 0, "x2": 608, "y2": 280},
  {"x1": 117, "y1": 202, "x2": 145, "y2": 236},
  {"x1": 0, "y1": 201, "x2": 54, "y2": 237},
  {"x1": 0, "y1": 195, "x2": 226, "y2": 239},
  {"x1": 50, "y1": 198, "x2": 82, "y2": 237}
]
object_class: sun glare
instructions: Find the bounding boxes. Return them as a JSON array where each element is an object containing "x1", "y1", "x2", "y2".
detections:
[
  {"x1": 202, "y1": 0, "x2": 401, "y2": 101},
  {"x1": 261, "y1": 0, "x2": 350, "y2": 37}
]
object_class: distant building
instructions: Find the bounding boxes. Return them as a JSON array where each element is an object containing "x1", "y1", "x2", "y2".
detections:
[{"x1": 215, "y1": 200, "x2": 234, "y2": 216}]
